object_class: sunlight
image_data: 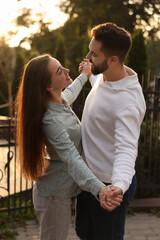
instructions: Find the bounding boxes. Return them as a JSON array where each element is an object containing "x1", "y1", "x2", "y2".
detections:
[
  {"x1": 0, "y1": 0, "x2": 68, "y2": 48},
  {"x1": 9, "y1": 25, "x2": 39, "y2": 48},
  {"x1": 0, "y1": 0, "x2": 17, "y2": 35}
]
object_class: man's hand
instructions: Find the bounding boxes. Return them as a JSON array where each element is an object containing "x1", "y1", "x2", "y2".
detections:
[
  {"x1": 99, "y1": 185, "x2": 123, "y2": 212},
  {"x1": 109, "y1": 185, "x2": 123, "y2": 198}
]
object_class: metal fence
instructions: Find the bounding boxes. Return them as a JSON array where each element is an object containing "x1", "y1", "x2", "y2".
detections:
[
  {"x1": 135, "y1": 75, "x2": 160, "y2": 197},
  {"x1": 0, "y1": 119, "x2": 33, "y2": 216},
  {"x1": 0, "y1": 75, "x2": 160, "y2": 215}
]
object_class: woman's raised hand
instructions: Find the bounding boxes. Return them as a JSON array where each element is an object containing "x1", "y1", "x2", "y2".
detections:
[{"x1": 79, "y1": 59, "x2": 92, "y2": 78}]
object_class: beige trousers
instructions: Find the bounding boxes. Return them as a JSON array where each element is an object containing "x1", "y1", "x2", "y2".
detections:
[{"x1": 33, "y1": 189, "x2": 72, "y2": 240}]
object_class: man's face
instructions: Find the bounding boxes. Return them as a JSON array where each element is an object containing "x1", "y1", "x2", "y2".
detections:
[{"x1": 86, "y1": 38, "x2": 109, "y2": 75}]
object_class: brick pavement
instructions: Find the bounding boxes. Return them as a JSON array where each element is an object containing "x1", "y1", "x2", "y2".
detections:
[{"x1": 12, "y1": 213, "x2": 160, "y2": 240}]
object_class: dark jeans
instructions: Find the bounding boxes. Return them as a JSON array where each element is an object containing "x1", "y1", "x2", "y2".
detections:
[{"x1": 75, "y1": 175, "x2": 136, "y2": 240}]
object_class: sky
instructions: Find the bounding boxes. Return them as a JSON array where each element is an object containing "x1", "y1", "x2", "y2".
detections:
[{"x1": 0, "y1": 0, "x2": 68, "y2": 49}]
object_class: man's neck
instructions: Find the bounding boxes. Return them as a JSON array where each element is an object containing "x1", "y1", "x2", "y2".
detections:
[{"x1": 103, "y1": 65, "x2": 129, "y2": 82}]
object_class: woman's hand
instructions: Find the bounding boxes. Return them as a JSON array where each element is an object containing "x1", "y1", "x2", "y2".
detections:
[
  {"x1": 99, "y1": 185, "x2": 123, "y2": 212},
  {"x1": 79, "y1": 59, "x2": 92, "y2": 78}
]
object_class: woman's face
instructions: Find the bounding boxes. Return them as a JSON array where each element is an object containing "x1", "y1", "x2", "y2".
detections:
[{"x1": 47, "y1": 57, "x2": 72, "y2": 92}]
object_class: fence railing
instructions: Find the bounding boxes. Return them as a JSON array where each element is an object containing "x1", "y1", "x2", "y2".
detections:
[
  {"x1": 0, "y1": 75, "x2": 160, "y2": 216},
  {"x1": 0, "y1": 119, "x2": 33, "y2": 216},
  {"x1": 135, "y1": 76, "x2": 160, "y2": 197}
]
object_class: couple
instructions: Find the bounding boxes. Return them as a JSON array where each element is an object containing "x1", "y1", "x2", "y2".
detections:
[{"x1": 15, "y1": 22, "x2": 146, "y2": 240}]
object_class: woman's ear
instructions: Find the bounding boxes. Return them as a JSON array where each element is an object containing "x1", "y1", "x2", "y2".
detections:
[{"x1": 46, "y1": 85, "x2": 53, "y2": 92}]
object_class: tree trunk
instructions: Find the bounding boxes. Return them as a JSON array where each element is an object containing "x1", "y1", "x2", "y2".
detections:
[{"x1": 8, "y1": 81, "x2": 13, "y2": 121}]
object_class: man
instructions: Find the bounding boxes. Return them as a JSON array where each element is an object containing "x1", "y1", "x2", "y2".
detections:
[{"x1": 75, "y1": 22, "x2": 146, "y2": 240}]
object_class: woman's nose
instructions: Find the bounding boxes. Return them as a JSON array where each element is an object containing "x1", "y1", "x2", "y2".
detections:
[
  {"x1": 66, "y1": 68, "x2": 69, "y2": 74},
  {"x1": 64, "y1": 67, "x2": 69, "y2": 74}
]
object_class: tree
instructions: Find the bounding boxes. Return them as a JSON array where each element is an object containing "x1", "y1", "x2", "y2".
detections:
[
  {"x1": 0, "y1": 39, "x2": 15, "y2": 118},
  {"x1": 53, "y1": 34, "x2": 66, "y2": 66},
  {"x1": 15, "y1": 8, "x2": 35, "y2": 28},
  {"x1": 148, "y1": 40, "x2": 160, "y2": 75},
  {"x1": 82, "y1": 28, "x2": 92, "y2": 59},
  {"x1": 125, "y1": 29, "x2": 148, "y2": 88},
  {"x1": 13, "y1": 6, "x2": 59, "y2": 55},
  {"x1": 19, "y1": 20, "x2": 58, "y2": 55},
  {"x1": 12, "y1": 50, "x2": 25, "y2": 100},
  {"x1": 59, "y1": 0, "x2": 160, "y2": 38}
]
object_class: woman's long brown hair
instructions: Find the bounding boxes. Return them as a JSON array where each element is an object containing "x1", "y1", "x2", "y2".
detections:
[{"x1": 15, "y1": 54, "x2": 52, "y2": 181}]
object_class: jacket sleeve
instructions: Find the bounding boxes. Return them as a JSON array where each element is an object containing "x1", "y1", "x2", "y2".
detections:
[
  {"x1": 62, "y1": 73, "x2": 88, "y2": 105},
  {"x1": 42, "y1": 116, "x2": 105, "y2": 197}
]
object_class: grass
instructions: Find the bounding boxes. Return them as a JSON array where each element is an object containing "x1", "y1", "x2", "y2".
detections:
[
  {"x1": 0, "y1": 212, "x2": 18, "y2": 240},
  {"x1": 0, "y1": 230, "x2": 18, "y2": 240},
  {"x1": 127, "y1": 206, "x2": 160, "y2": 218},
  {"x1": 127, "y1": 207, "x2": 135, "y2": 216},
  {"x1": 0, "y1": 207, "x2": 38, "y2": 239},
  {"x1": 149, "y1": 208, "x2": 160, "y2": 217}
]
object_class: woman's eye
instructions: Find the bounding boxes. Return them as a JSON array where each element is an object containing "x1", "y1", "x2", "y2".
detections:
[{"x1": 59, "y1": 69, "x2": 62, "y2": 74}]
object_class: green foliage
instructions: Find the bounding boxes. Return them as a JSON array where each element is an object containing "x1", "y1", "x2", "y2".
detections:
[
  {"x1": 53, "y1": 34, "x2": 66, "y2": 66},
  {"x1": 0, "y1": 40, "x2": 16, "y2": 117},
  {"x1": 136, "y1": 119, "x2": 160, "y2": 198},
  {"x1": 82, "y1": 33, "x2": 91, "y2": 59},
  {"x1": 148, "y1": 40, "x2": 160, "y2": 76},
  {"x1": 0, "y1": 40, "x2": 16, "y2": 82},
  {"x1": 150, "y1": 208, "x2": 160, "y2": 218},
  {"x1": 15, "y1": 8, "x2": 35, "y2": 28},
  {"x1": 127, "y1": 208, "x2": 135, "y2": 216},
  {"x1": 0, "y1": 230, "x2": 18, "y2": 240},
  {"x1": 21, "y1": 21, "x2": 59, "y2": 55},
  {"x1": 59, "y1": 0, "x2": 160, "y2": 38},
  {"x1": 12, "y1": 52, "x2": 25, "y2": 100},
  {"x1": 0, "y1": 193, "x2": 37, "y2": 219},
  {"x1": 125, "y1": 29, "x2": 148, "y2": 88},
  {"x1": 61, "y1": 34, "x2": 85, "y2": 78},
  {"x1": 0, "y1": 213, "x2": 18, "y2": 239},
  {"x1": 0, "y1": 207, "x2": 37, "y2": 240},
  {"x1": 0, "y1": 43, "x2": 30, "y2": 116}
]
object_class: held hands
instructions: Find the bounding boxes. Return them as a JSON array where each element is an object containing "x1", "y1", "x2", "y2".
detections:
[
  {"x1": 99, "y1": 185, "x2": 123, "y2": 212},
  {"x1": 79, "y1": 59, "x2": 92, "y2": 78}
]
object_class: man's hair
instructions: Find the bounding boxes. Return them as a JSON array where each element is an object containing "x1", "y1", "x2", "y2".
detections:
[{"x1": 91, "y1": 22, "x2": 132, "y2": 63}]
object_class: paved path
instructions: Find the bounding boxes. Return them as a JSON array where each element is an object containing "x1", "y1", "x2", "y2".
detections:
[{"x1": 11, "y1": 213, "x2": 160, "y2": 240}]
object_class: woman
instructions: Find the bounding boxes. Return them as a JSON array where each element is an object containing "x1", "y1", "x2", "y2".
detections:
[{"x1": 15, "y1": 54, "x2": 122, "y2": 240}]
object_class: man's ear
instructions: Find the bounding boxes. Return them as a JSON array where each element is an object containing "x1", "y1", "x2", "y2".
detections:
[{"x1": 109, "y1": 55, "x2": 118, "y2": 64}]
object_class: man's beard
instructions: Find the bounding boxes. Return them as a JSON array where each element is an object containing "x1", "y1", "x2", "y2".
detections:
[{"x1": 90, "y1": 59, "x2": 109, "y2": 75}]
